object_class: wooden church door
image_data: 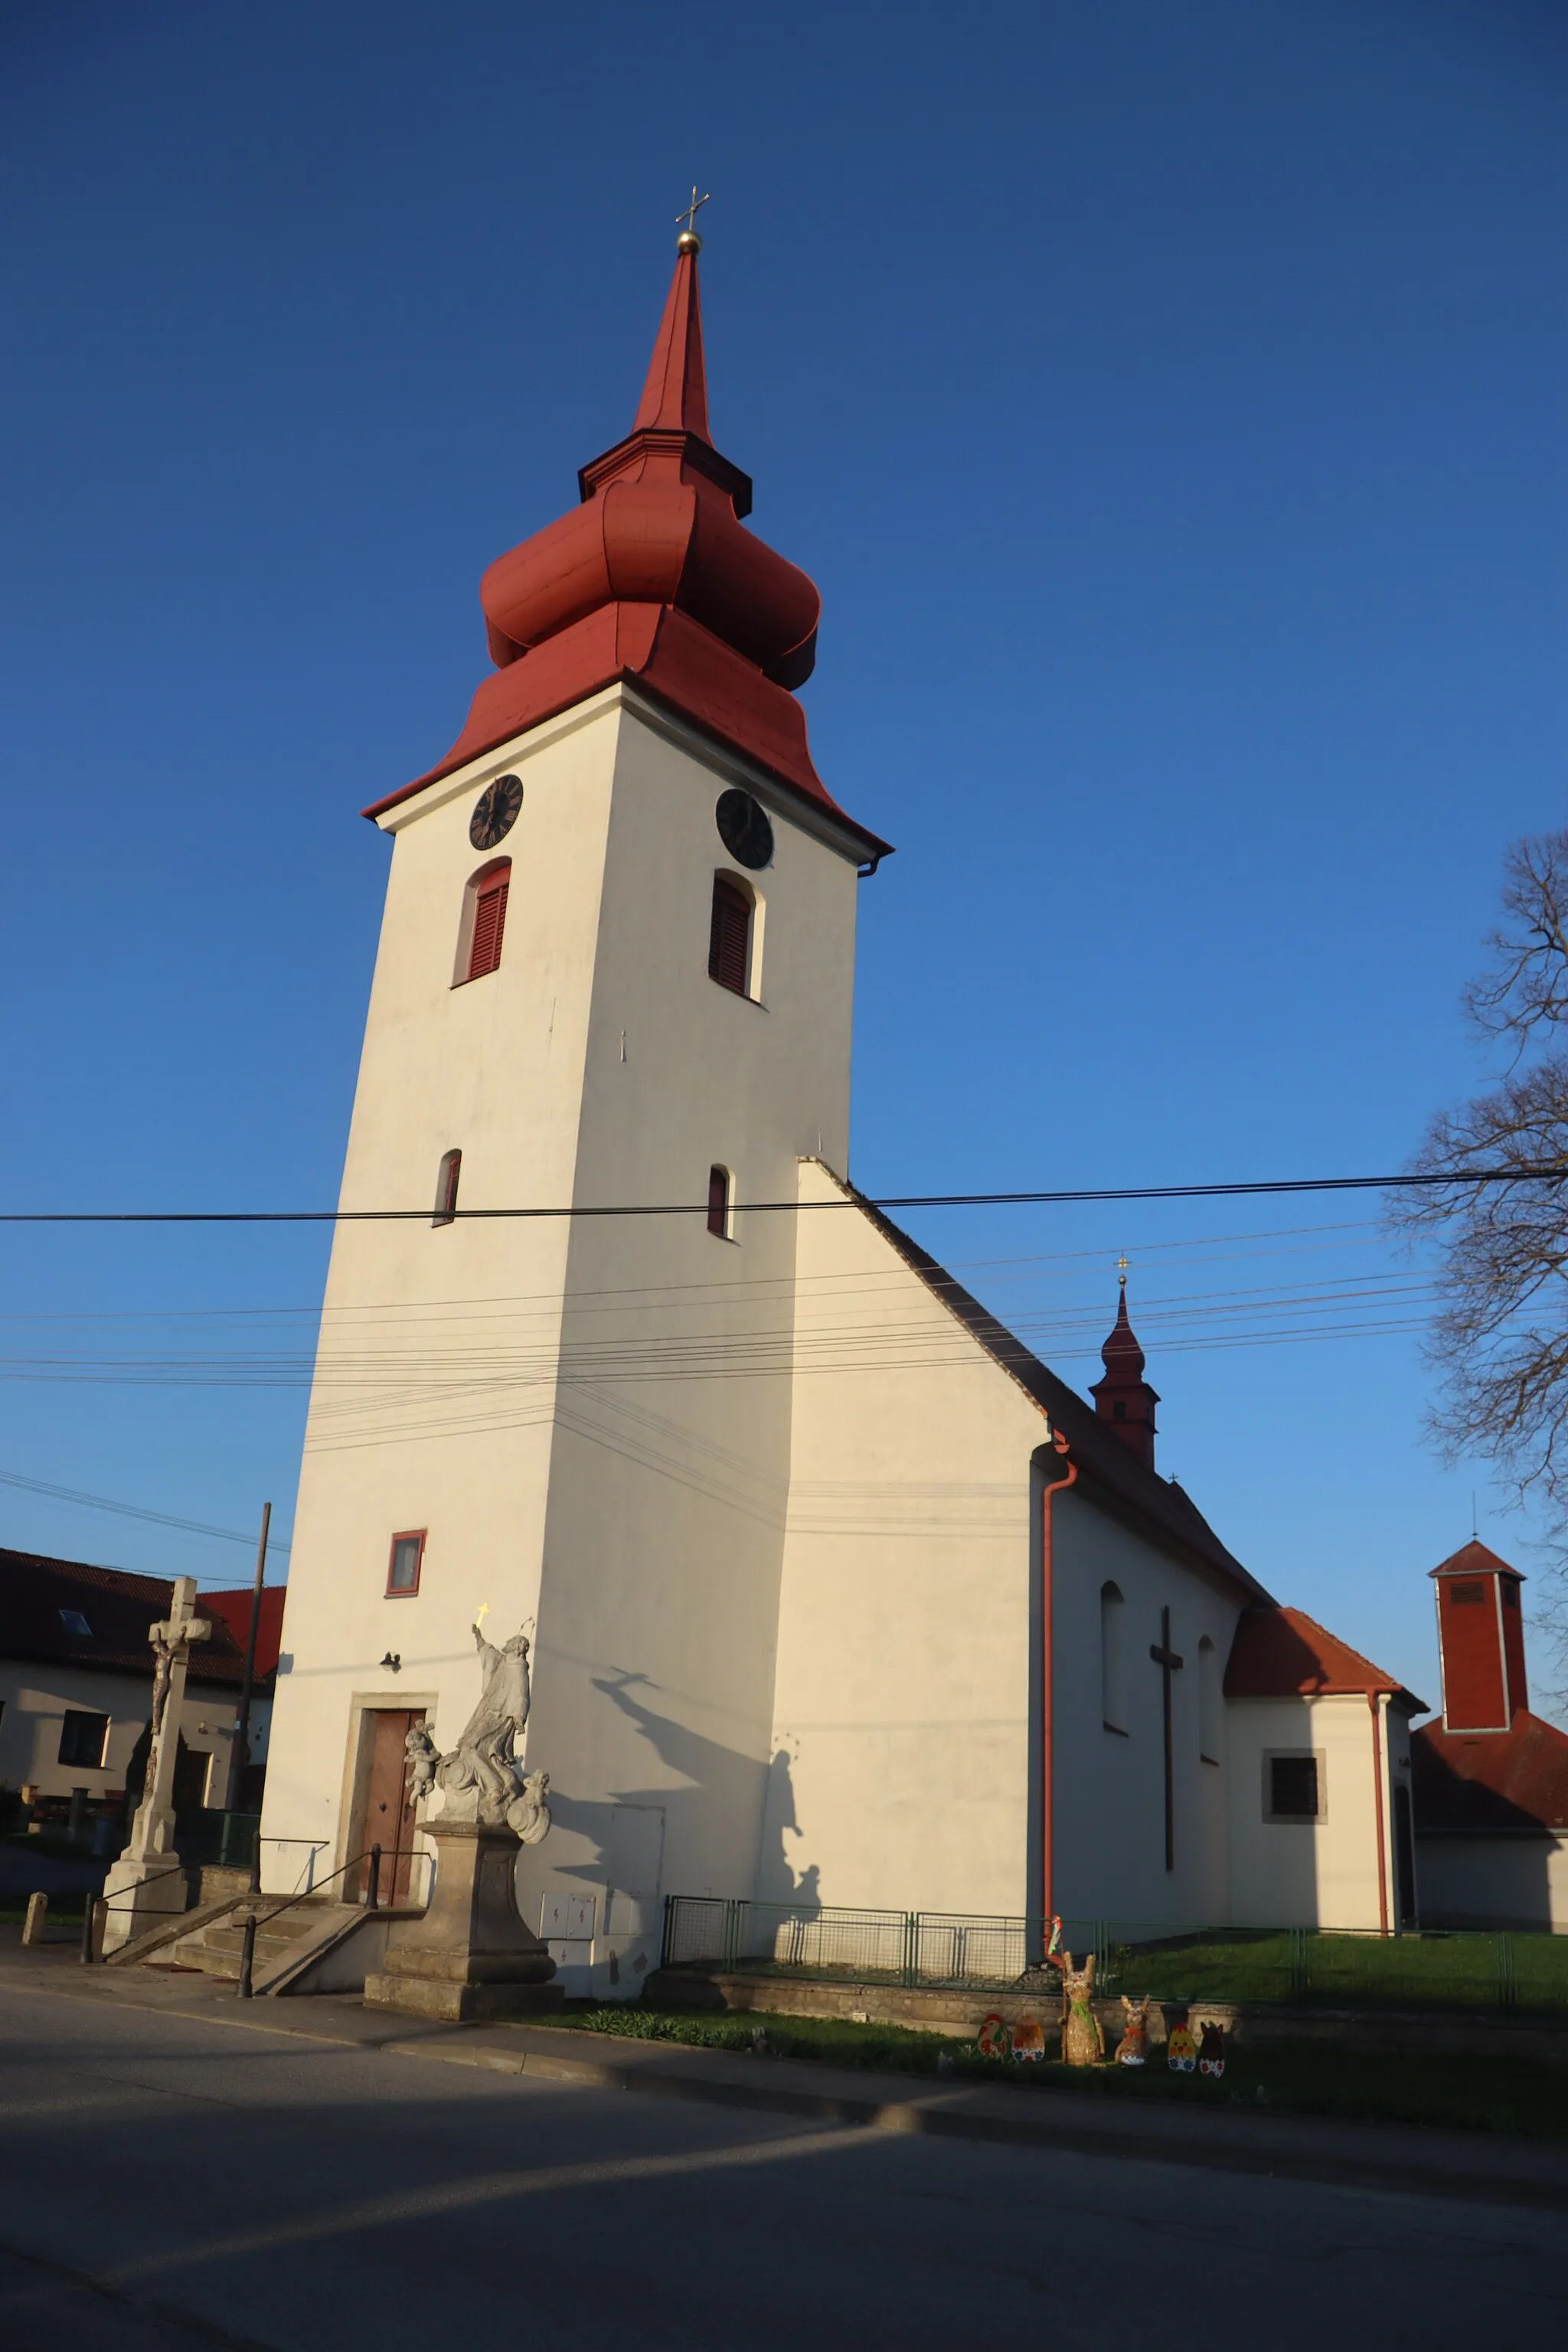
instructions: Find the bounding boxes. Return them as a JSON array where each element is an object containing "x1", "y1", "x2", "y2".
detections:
[{"x1": 360, "y1": 1707, "x2": 426, "y2": 1904}]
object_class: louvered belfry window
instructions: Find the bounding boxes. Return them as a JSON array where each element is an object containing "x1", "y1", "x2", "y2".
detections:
[
  {"x1": 466, "y1": 863, "x2": 511, "y2": 982},
  {"x1": 708, "y1": 875, "x2": 750, "y2": 995}
]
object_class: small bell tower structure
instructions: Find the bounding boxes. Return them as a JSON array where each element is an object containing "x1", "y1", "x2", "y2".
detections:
[{"x1": 1089, "y1": 1265, "x2": 1160, "y2": 1472}]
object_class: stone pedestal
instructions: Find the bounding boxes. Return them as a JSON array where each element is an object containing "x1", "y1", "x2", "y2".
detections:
[
  {"x1": 100, "y1": 1853, "x2": 188, "y2": 1952},
  {"x1": 364, "y1": 1818, "x2": 561, "y2": 2022}
]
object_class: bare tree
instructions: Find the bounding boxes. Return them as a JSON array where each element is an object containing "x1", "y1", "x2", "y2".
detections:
[{"x1": 1392, "y1": 828, "x2": 1568, "y2": 1697}]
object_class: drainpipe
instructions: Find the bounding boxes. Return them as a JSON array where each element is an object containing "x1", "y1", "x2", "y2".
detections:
[
  {"x1": 1367, "y1": 1689, "x2": 1390, "y2": 1938},
  {"x1": 1039, "y1": 1425, "x2": 1078, "y2": 1956}
]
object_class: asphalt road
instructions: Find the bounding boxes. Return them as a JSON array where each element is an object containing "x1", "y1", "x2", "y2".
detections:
[{"x1": 2, "y1": 1983, "x2": 1562, "y2": 2351}]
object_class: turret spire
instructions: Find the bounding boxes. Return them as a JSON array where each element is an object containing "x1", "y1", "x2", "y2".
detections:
[
  {"x1": 632, "y1": 240, "x2": 711, "y2": 440},
  {"x1": 1089, "y1": 1273, "x2": 1161, "y2": 1471}
]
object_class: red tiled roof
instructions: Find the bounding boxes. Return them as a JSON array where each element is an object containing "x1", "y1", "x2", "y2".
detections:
[
  {"x1": 1428, "y1": 1538, "x2": 1524, "y2": 1583},
  {"x1": 199, "y1": 1586, "x2": 286, "y2": 1677},
  {"x1": 1224, "y1": 1605, "x2": 1426, "y2": 1710},
  {"x1": 1412, "y1": 1710, "x2": 1568, "y2": 1833},
  {"x1": 0, "y1": 1547, "x2": 265, "y2": 1689}
]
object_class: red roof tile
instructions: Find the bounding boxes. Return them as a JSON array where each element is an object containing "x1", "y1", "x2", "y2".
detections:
[
  {"x1": 1412, "y1": 1710, "x2": 1568, "y2": 1833},
  {"x1": 198, "y1": 1586, "x2": 286, "y2": 1678},
  {"x1": 1225, "y1": 1606, "x2": 1426, "y2": 1710},
  {"x1": 0, "y1": 1547, "x2": 265, "y2": 1690}
]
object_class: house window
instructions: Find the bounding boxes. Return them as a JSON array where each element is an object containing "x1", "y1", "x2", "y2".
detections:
[
  {"x1": 433, "y1": 1149, "x2": 462, "y2": 1227},
  {"x1": 58, "y1": 1710, "x2": 109, "y2": 1769},
  {"x1": 457, "y1": 859, "x2": 511, "y2": 984},
  {"x1": 708, "y1": 874, "x2": 753, "y2": 996},
  {"x1": 58, "y1": 1608, "x2": 93, "y2": 1637},
  {"x1": 1265, "y1": 1751, "x2": 1325, "y2": 1822},
  {"x1": 1100, "y1": 1582, "x2": 1126, "y2": 1733},
  {"x1": 386, "y1": 1530, "x2": 426, "y2": 1597},
  {"x1": 707, "y1": 1165, "x2": 733, "y2": 1240},
  {"x1": 1198, "y1": 1635, "x2": 1220, "y2": 1762}
]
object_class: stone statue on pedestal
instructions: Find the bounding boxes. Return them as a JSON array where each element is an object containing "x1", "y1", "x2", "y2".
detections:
[{"x1": 363, "y1": 1619, "x2": 560, "y2": 2021}]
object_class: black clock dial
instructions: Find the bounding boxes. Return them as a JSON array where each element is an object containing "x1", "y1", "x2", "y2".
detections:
[
  {"x1": 470, "y1": 773, "x2": 523, "y2": 851},
  {"x1": 715, "y1": 788, "x2": 773, "y2": 871}
]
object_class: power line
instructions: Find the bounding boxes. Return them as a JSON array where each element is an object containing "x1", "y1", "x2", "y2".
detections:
[
  {"x1": 0, "y1": 1468, "x2": 291, "y2": 1557},
  {"x1": 0, "y1": 1167, "x2": 1560, "y2": 1223}
]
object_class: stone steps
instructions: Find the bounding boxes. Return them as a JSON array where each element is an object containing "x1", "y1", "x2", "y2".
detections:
[{"x1": 171, "y1": 1897, "x2": 361, "y2": 1984}]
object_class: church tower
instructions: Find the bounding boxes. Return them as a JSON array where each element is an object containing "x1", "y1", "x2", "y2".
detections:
[{"x1": 260, "y1": 230, "x2": 889, "y2": 1977}]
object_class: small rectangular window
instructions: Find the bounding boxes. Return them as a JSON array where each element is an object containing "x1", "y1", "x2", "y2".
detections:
[
  {"x1": 386, "y1": 1530, "x2": 426, "y2": 1597},
  {"x1": 58, "y1": 1710, "x2": 109, "y2": 1769},
  {"x1": 1266, "y1": 1752, "x2": 1323, "y2": 1821},
  {"x1": 1501, "y1": 1581, "x2": 1520, "y2": 1609},
  {"x1": 1447, "y1": 1581, "x2": 1485, "y2": 1606},
  {"x1": 433, "y1": 1149, "x2": 462, "y2": 1227},
  {"x1": 707, "y1": 1165, "x2": 731, "y2": 1240}
]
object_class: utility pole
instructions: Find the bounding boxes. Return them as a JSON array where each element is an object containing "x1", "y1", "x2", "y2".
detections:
[{"x1": 224, "y1": 1502, "x2": 270, "y2": 1814}]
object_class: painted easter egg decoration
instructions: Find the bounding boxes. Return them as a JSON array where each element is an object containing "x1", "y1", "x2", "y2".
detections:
[
  {"x1": 1166, "y1": 2022, "x2": 1196, "y2": 2074},
  {"x1": 977, "y1": 2014, "x2": 1008, "y2": 2060},
  {"x1": 1197, "y1": 2022, "x2": 1227, "y2": 2079},
  {"x1": 1010, "y1": 2017, "x2": 1046, "y2": 2063}
]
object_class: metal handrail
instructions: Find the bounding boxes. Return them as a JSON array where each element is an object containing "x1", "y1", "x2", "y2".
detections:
[{"x1": 235, "y1": 1844, "x2": 382, "y2": 1998}]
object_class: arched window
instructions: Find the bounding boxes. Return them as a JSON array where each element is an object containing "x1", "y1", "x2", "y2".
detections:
[
  {"x1": 707, "y1": 1165, "x2": 732, "y2": 1240},
  {"x1": 708, "y1": 874, "x2": 753, "y2": 996},
  {"x1": 433, "y1": 1149, "x2": 462, "y2": 1227},
  {"x1": 1100, "y1": 1582, "x2": 1126, "y2": 1733},
  {"x1": 456, "y1": 858, "x2": 511, "y2": 984},
  {"x1": 1198, "y1": 1635, "x2": 1220, "y2": 1763}
]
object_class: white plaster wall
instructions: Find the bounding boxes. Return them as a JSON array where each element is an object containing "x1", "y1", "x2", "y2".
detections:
[
  {"x1": 261, "y1": 695, "x2": 621, "y2": 1888},
  {"x1": 0, "y1": 1664, "x2": 237, "y2": 1805},
  {"x1": 1225, "y1": 1694, "x2": 1400, "y2": 1930},
  {"x1": 263, "y1": 687, "x2": 864, "y2": 1954},
  {"x1": 1414, "y1": 1833, "x2": 1568, "y2": 1931},
  {"x1": 514, "y1": 702, "x2": 859, "y2": 1964},
  {"x1": 1049, "y1": 1494, "x2": 1241, "y2": 1933},
  {"x1": 764, "y1": 1166, "x2": 1255, "y2": 1929},
  {"x1": 764, "y1": 1165, "x2": 1045, "y2": 1918}
]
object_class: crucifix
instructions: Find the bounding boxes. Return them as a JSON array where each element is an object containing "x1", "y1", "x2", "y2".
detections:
[
  {"x1": 1149, "y1": 1606, "x2": 1184, "y2": 1872},
  {"x1": 100, "y1": 1576, "x2": 211, "y2": 1953}
]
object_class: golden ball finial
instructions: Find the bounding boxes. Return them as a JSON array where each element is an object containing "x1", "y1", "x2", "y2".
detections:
[{"x1": 676, "y1": 227, "x2": 703, "y2": 256}]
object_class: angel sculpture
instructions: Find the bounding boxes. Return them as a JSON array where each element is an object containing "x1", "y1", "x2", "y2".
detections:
[
  {"x1": 506, "y1": 1769, "x2": 551, "y2": 1846},
  {"x1": 404, "y1": 1723, "x2": 441, "y2": 1801}
]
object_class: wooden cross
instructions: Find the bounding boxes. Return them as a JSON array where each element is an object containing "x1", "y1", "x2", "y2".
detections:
[
  {"x1": 676, "y1": 186, "x2": 710, "y2": 237},
  {"x1": 1149, "y1": 1606, "x2": 1184, "y2": 1873}
]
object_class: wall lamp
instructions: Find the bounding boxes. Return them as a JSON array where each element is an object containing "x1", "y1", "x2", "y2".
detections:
[{"x1": 380, "y1": 1652, "x2": 402, "y2": 1674}]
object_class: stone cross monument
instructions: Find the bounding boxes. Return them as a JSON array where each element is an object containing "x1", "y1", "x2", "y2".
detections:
[{"x1": 100, "y1": 1577, "x2": 211, "y2": 1954}]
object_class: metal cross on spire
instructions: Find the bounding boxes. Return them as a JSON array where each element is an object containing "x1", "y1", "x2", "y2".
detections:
[
  {"x1": 1116, "y1": 1253, "x2": 1129, "y2": 1289},
  {"x1": 675, "y1": 185, "x2": 710, "y2": 248}
]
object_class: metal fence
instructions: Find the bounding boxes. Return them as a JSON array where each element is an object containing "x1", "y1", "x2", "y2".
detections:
[{"x1": 659, "y1": 1896, "x2": 1568, "y2": 2014}]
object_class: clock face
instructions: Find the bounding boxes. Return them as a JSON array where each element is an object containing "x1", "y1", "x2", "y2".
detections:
[
  {"x1": 469, "y1": 773, "x2": 523, "y2": 851},
  {"x1": 715, "y1": 788, "x2": 773, "y2": 871}
]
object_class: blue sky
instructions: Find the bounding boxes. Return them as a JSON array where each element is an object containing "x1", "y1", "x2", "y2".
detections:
[{"x1": 1, "y1": 1, "x2": 1563, "y2": 1713}]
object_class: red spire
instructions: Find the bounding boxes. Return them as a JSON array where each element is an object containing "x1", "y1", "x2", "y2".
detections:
[
  {"x1": 1089, "y1": 1276, "x2": 1160, "y2": 1471},
  {"x1": 632, "y1": 247, "x2": 711, "y2": 441}
]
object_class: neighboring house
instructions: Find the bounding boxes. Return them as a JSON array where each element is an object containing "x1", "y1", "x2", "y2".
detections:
[
  {"x1": 1411, "y1": 1540, "x2": 1568, "y2": 1930},
  {"x1": 0, "y1": 1547, "x2": 284, "y2": 1817}
]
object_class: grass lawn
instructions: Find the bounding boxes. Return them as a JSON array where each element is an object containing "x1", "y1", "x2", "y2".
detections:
[
  {"x1": 1096, "y1": 1929, "x2": 1568, "y2": 2013},
  {"x1": 561, "y1": 2001, "x2": 1568, "y2": 2141}
]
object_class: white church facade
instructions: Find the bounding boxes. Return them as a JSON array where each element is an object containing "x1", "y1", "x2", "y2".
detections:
[{"x1": 260, "y1": 235, "x2": 1427, "y2": 1988}]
